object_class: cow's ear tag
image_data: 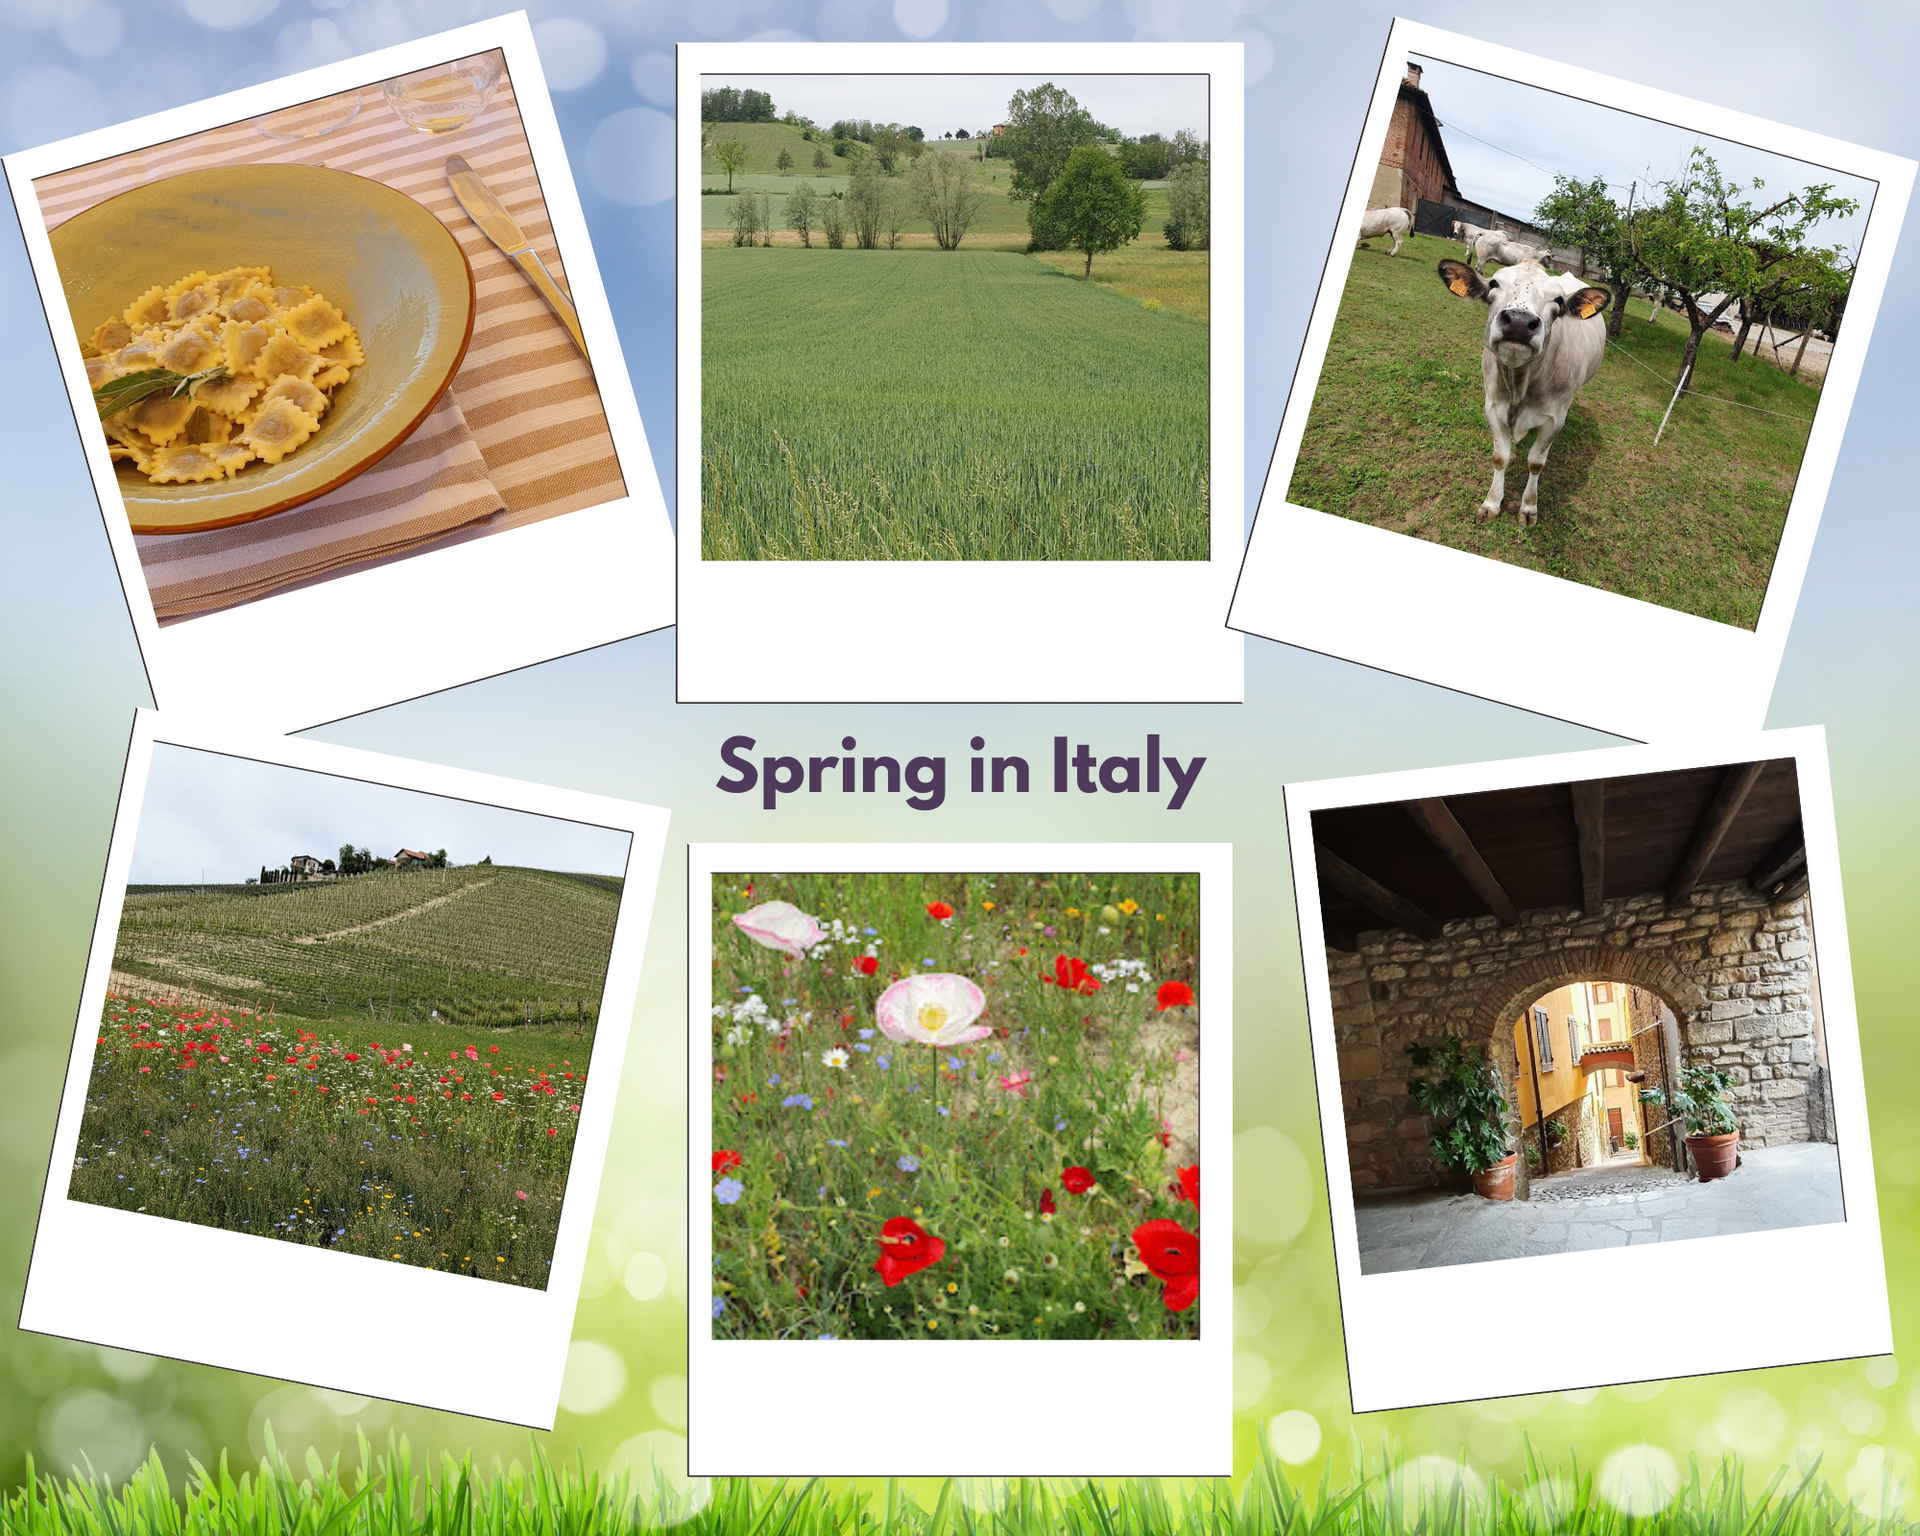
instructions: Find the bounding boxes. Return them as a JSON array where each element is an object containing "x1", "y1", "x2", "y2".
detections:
[
  {"x1": 1448, "y1": 276, "x2": 1471, "y2": 297},
  {"x1": 1572, "y1": 290, "x2": 1605, "y2": 318}
]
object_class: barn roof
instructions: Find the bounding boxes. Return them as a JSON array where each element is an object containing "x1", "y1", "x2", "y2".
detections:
[
  {"x1": 1400, "y1": 77, "x2": 1461, "y2": 201},
  {"x1": 1310, "y1": 759, "x2": 1806, "y2": 951}
]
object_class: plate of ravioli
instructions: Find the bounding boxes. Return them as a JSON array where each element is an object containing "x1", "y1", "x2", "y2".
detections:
[{"x1": 51, "y1": 164, "x2": 475, "y2": 533}]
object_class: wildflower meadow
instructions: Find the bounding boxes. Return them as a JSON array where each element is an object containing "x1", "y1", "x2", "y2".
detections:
[
  {"x1": 71, "y1": 1000, "x2": 594, "y2": 1290},
  {"x1": 709, "y1": 872, "x2": 1202, "y2": 1340}
]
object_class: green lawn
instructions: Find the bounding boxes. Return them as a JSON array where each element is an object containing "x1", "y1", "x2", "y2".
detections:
[
  {"x1": 1289, "y1": 232, "x2": 1823, "y2": 628},
  {"x1": 702, "y1": 247, "x2": 1209, "y2": 561}
]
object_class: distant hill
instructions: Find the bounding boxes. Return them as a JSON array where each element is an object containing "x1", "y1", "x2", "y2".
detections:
[{"x1": 111, "y1": 865, "x2": 622, "y2": 1029}]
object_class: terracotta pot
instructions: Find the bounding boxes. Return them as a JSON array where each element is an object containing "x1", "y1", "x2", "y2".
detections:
[
  {"x1": 1688, "y1": 1131, "x2": 1740, "y2": 1182},
  {"x1": 1471, "y1": 1154, "x2": 1518, "y2": 1201}
]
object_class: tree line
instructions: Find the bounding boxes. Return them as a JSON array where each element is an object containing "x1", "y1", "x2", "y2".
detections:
[
  {"x1": 253, "y1": 845, "x2": 452, "y2": 884},
  {"x1": 1534, "y1": 150, "x2": 1856, "y2": 383},
  {"x1": 710, "y1": 83, "x2": 1210, "y2": 271}
]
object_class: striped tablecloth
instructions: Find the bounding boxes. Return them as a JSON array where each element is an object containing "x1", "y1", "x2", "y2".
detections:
[{"x1": 34, "y1": 55, "x2": 626, "y2": 621}]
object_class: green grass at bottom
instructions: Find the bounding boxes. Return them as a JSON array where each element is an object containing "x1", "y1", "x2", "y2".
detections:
[{"x1": 10, "y1": 1432, "x2": 1912, "y2": 1536}]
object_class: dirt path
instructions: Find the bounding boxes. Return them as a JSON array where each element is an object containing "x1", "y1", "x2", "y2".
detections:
[
  {"x1": 292, "y1": 877, "x2": 494, "y2": 944},
  {"x1": 107, "y1": 970, "x2": 231, "y2": 1011}
]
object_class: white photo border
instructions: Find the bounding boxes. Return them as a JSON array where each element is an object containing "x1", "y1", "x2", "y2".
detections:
[
  {"x1": 686, "y1": 842, "x2": 1233, "y2": 1476},
  {"x1": 20, "y1": 709, "x2": 671, "y2": 1429},
  {"x1": 675, "y1": 43, "x2": 1245, "y2": 705},
  {"x1": 1228, "y1": 19, "x2": 1915, "y2": 741},
  {"x1": 3, "y1": 14, "x2": 675, "y2": 734},
  {"x1": 1283, "y1": 726, "x2": 1887, "y2": 1413}
]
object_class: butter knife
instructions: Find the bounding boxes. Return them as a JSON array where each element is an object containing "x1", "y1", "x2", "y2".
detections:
[{"x1": 444, "y1": 154, "x2": 590, "y2": 363}]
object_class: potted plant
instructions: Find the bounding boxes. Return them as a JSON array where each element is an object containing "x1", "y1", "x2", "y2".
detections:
[
  {"x1": 1640, "y1": 1064, "x2": 1739, "y2": 1180},
  {"x1": 1624, "y1": 1130, "x2": 1640, "y2": 1151},
  {"x1": 1405, "y1": 1036, "x2": 1515, "y2": 1200}
]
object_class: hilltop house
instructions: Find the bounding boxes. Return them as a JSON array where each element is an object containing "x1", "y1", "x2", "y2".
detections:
[
  {"x1": 288, "y1": 854, "x2": 324, "y2": 880},
  {"x1": 393, "y1": 849, "x2": 434, "y2": 869}
]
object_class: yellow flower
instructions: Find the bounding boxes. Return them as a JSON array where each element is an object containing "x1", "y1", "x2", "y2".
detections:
[
  {"x1": 982, "y1": 900, "x2": 995, "y2": 911},
  {"x1": 1066, "y1": 907, "x2": 1081, "y2": 917},
  {"x1": 946, "y1": 1282, "x2": 958, "y2": 1293},
  {"x1": 1119, "y1": 898, "x2": 1139, "y2": 915}
]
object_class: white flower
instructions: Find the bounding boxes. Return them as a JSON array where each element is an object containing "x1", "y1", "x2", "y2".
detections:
[
  {"x1": 821, "y1": 1047, "x2": 850, "y2": 1070},
  {"x1": 732, "y1": 900, "x2": 826, "y2": 958},
  {"x1": 876, "y1": 973, "x2": 990, "y2": 1047}
]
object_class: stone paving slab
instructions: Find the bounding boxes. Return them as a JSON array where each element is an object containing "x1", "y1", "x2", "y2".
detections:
[{"x1": 1354, "y1": 1142, "x2": 1844, "y2": 1273}]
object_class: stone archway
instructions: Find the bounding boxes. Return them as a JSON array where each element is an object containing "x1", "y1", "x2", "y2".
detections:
[{"x1": 1468, "y1": 948, "x2": 1700, "y2": 1199}]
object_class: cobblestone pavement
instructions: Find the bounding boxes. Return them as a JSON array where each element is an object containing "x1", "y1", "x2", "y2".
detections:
[{"x1": 1354, "y1": 1142, "x2": 1844, "y2": 1273}]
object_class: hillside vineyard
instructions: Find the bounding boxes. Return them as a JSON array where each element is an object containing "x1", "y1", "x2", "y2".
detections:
[{"x1": 112, "y1": 865, "x2": 622, "y2": 1029}]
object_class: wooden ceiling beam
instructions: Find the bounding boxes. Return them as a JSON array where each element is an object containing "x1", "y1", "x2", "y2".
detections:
[
  {"x1": 1405, "y1": 797, "x2": 1518, "y2": 926},
  {"x1": 1572, "y1": 779, "x2": 1606, "y2": 914},
  {"x1": 1316, "y1": 843, "x2": 1444, "y2": 941},
  {"x1": 1666, "y1": 762, "x2": 1768, "y2": 909},
  {"x1": 1749, "y1": 822, "x2": 1807, "y2": 897}
]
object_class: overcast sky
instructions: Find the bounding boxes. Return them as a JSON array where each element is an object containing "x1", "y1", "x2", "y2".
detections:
[
  {"x1": 126, "y1": 746, "x2": 633, "y2": 885},
  {"x1": 702, "y1": 74, "x2": 1209, "y2": 141},
  {"x1": 1413, "y1": 55, "x2": 1877, "y2": 260}
]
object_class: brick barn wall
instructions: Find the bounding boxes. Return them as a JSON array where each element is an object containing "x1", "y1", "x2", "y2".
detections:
[
  {"x1": 1328, "y1": 882, "x2": 1819, "y2": 1194},
  {"x1": 1377, "y1": 92, "x2": 1445, "y2": 214}
]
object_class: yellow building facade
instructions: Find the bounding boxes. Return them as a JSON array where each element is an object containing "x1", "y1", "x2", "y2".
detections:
[{"x1": 1511, "y1": 979, "x2": 1649, "y2": 1172}]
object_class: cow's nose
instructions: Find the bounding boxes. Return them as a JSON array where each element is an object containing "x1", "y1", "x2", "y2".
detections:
[{"x1": 1497, "y1": 310, "x2": 1541, "y2": 343}]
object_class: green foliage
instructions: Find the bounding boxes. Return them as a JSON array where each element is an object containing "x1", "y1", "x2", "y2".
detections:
[
  {"x1": 701, "y1": 86, "x2": 776, "y2": 123},
  {"x1": 712, "y1": 138, "x2": 749, "y2": 191},
  {"x1": 1164, "y1": 160, "x2": 1210, "y2": 251},
  {"x1": 3, "y1": 1432, "x2": 1910, "y2": 1536},
  {"x1": 1625, "y1": 1129, "x2": 1641, "y2": 1149},
  {"x1": 775, "y1": 147, "x2": 793, "y2": 171},
  {"x1": 1405, "y1": 1035, "x2": 1511, "y2": 1176},
  {"x1": 846, "y1": 156, "x2": 888, "y2": 249},
  {"x1": 784, "y1": 180, "x2": 819, "y2": 246},
  {"x1": 1642, "y1": 1063, "x2": 1739, "y2": 1137},
  {"x1": 700, "y1": 249, "x2": 1208, "y2": 561},
  {"x1": 1546, "y1": 1116, "x2": 1569, "y2": 1146},
  {"x1": 820, "y1": 195, "x2": 846, "y2": 248},
  {"x1": 811, "y1": 144, "x2": 829, "y2": 170},
  {"x1": 1040, "y1": 146, "x2": 1148, "y2": 276},
  {"x1": 1003, "y1": 81, "x2": 1106, "y2": 205},
  {"x1": 908, "y1": 150, "x2": 985, "y2": 250},
  {"x1": 728, "y1": 190, "x2": 769, "y2": 247},
  {"x1": 711, "y1": 872, "x2": 1199, "y2": 1341}
]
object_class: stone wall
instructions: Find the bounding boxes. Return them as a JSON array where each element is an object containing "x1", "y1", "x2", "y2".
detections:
[
  {"x1": 1331, "y1": 882, "x2": 1818, "y2": 1193},
  {"x1": 1627, "y1": 986, "x2": 1675, "y2": 1169}
]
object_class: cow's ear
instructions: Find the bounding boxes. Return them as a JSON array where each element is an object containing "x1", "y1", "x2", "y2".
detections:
[
  {"x1": 1437, "y1": 259, "x2": 1488, "y2": 302},
  {"x1": 1564, "y1": 286, "x2": 1610, "y2": 320}
]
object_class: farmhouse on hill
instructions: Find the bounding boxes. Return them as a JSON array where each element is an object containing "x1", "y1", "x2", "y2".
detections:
[
  {"x1": 289, "y1": 854, "x2": 323, "y2": 879},
  {"x1": 393, "y1": 849, "x2": 434, "y2": 868}
]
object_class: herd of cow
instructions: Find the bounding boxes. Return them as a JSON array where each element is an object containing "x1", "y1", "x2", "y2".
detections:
[{"x1": 1353, "y1": 206, "x2": 1613, "y2": 528}]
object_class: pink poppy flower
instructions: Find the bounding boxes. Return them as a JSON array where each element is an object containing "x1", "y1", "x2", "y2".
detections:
[
  {"x1": 997, "y1": 1071, "x2": 1034, "y2": 1097},
  {"x1": 731, "y1": 900, "x2": 826, "y2": 958},
  {"x1": 875, "y1": 973, "x2": 989, "y2": 1047}
]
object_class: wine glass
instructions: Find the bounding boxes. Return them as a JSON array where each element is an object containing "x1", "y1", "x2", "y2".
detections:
[{"x1": 379, "y1": 54, "x2": 505, "y2": 136}]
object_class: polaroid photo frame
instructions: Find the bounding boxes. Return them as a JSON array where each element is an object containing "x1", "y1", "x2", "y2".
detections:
[
  {"x1": 20, "y1": 709, "x2": 670, "y2": 1427},
  {"x1": 1285, "y1": 725, "x2": 1886, "y2": 1412},
  {"x1": 676, "y1": 43, "x2": 1244, "y2": 704},
  {"x1": 1229, "y1": 19, "x2": 1915, "y2": 740},
  {"x1": 4, "y1": 15, "x2": 674, "y2": 734},
  {"x1": 687, "y1": 843, "x2": 1232, "y2": 1475}
]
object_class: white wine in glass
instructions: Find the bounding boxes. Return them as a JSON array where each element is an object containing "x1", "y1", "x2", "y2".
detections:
[{"x1": 380, "y1": 54, "x2": 505, "y2": 135}]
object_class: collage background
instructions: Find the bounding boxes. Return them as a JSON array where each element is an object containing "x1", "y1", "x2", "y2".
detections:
[{"x1": 4, "y1": 0, "x2": 1920, "y2": 1507}]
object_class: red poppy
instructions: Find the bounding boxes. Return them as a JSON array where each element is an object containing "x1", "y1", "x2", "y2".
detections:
[
  {"x1": 1061, "y1": 1165, "x2": 1095, "y2": 1195},
  {"x1": 712, "y1": 1150, "x2": 743, "y2": 1175},
  {"x1": 926, "y1": 901, "x2": 954, "y2": 920},
  {"x1": 873, "y1": 1216, "x2": 945, "y2": 1286},
  {"x1": 854, "y1": 956, "x2": 879, "y2": 976},
  {"x1": 492, "y1": 1092, "x2": 505, "y2": 1101},
  {"x1": 1156, "y1": 981, "x2": 1196, "y2": 1011},
  {"x1": 1173, "y1": 1164, "x2": 1199, "y2": 1209},
  {"x1": 1133, "y1": 1219, "x2": 1199, "y2": 1312},
  {"x1": 1043, "y1": 955, "x2": 1101, "y2": 994},
  {"x1": 1038, "y1": 1187, "x2": 1057, "y2": 1215}
]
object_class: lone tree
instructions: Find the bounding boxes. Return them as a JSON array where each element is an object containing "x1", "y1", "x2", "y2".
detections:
[
  {"x1": 1533, "y1": 173, "x2": 1639, "y2": 338},
  {"x1": 1633, "y1": 148, "x2": 1858, "y2": 384},
  {"x1": 775, "y1": 147, "x2": 793, "y2": 171},
  {"x1": 821, "y1": 194, "x2": 846, "y2": 248},
  {"x1": 728, "y1": 189, "x2": 762, "y2": 246},
  {"x1": 713, "y1": 138, "x2": 749, "y2": 192},
  {"x1": 1003, "y1": 82, "x2": 1105, "y2": 247},
  {"x1": 1040, "y1": 145, "x2": 1146, "y2": 276},
  {"x1": 846, "y1": 156, "x2": 889, "y2": 249},
  {"x1": 909, "y1": 151, "x2": 985, "y2": 250},
  {"x1": 785, "y1": 180, "x2": 819, "y2": 247},
  {"x1": 811, "y1": 144, "x2": 829, "y2": 170},
  {"x1": 1162, "y1": 160, "x2": 1209, "y2": 251}
]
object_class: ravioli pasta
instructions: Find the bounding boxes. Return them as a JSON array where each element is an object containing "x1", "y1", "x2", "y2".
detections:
[{"x1": 85, "y1": 265, "x2": 361, "y2": 485}]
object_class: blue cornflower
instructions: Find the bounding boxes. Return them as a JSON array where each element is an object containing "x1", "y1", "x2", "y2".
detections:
[
  {"x1": 877, "y1": 1056, "x2": 890, "y2": 1071},
  {"x1": 897, "y1": 1155, "x2": 919, "y2": 1173},
  {"x1": 818, "y1": 1333, "x2": 836, "y2": 1341},
  {"x1": 937, "y1": 1106, "x2": 951, "y2": 1117},
  {"x1": 988, "y1": 1052, "x2": 1002, "y2": 1063},
  {"x1": 714, "y1": 1176, "x2": 744, "y2": 1205},
  {"x1": 1055, "y1": 1117, "x2": 1068, "y2": 1132},
  {"x1": 863, "y1": 926, "x2": 877, "y2": 936},
  {"x1": 827, "y1": 1138, "x2": 850, "y2": 1147},
  {"x1": 767, "y1": 1073, "x2": 782, "y2": 1086},
  {"x1": 921, "y1": 958, "x2": 936, "y2": 967},
  {"x1": 783, "y1": 998, "x2": 797, "y2": 1006},
  {"x1": 946, "y1": 1055, "x2": 963, "y2": 1070},
  {"x1": 782, "y1": 1093, "x2": 814, "y2": 1110},
  {"x1": 712, "y1": 1296, "x2": 727, "y2": 1318},
  {"x1": 854, "y1": 1043, "x2": 871, "y2": 1052},
  {"x1": 858, "y1": 1028, "x2": 875, "y2": 1040}
]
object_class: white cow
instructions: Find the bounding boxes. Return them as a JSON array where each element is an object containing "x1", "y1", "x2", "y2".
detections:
[
  {"x1": 1466, "y1": 227, "x2": 1550, "y2": 273},
  {"x1": 1451, "y1": 218, "x2": 1491, "y2": 260},
  {"x1": 1357, "y1": 205, "x2": 1412, "y2": 256},
  {"x1": 1437, "y1": 257, "x2": 1611, "y2": 526}
]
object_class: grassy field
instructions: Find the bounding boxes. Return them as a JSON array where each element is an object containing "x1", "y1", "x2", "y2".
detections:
[
  {"x1": 111, "y1": 865, "x2": 621, "y2": 1030},
  {"x1": 70, "y1": 995, "x2": 589, "y2": 1287},
  {"x1": 1289, "y1": 232, "x2": 1824, "y2": 628},
  {"x1": 702, "y1": 248, "x2": 1209, "y2": 561},
  {"x1": 9, "y1": 1436, "x2": 1911, "y2": 1536},
  {"x1": 711, "y1": 872, "x2": 1201, "y2": 1341}
]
